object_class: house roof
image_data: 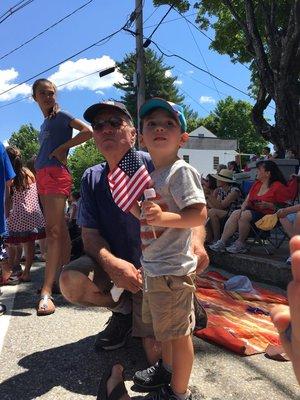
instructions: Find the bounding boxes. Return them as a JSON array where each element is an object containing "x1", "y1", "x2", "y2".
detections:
[{"x1": 189, "y1": 126, "x2": 216, "y2": 138}]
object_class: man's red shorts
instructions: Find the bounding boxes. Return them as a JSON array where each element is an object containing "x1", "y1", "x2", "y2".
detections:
[{"x1": 36, "y1": 166, "x2": 73, "y2": 197}]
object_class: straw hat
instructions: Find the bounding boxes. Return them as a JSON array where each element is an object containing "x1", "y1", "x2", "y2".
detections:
[{"x1": 211, "y1": 169, "x2": 234, "y2": 183}]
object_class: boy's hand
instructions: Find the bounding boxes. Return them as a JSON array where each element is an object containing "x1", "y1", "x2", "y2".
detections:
[
  {"x1": 49, "y1": 146, "x2": 67, "y2": 165},
  {"x1": 142, "y1": 201, "x2": 163, "y2": 226}
]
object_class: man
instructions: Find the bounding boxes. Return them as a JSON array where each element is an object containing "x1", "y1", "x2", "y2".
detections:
[{"x1": 59, "y1": 101, "x2": 209, "y2": 365}]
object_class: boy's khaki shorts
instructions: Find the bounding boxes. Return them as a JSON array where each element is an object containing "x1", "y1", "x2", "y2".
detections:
[{"x1": 142, "y1": 273, "x2": 196, "y2": 342}]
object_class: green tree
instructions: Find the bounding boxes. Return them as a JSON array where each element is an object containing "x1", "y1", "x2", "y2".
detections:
[
  {"x1": 201, "y1": 96, "x2": 267, "y2": 154},
  {"x1": 115, "y1": 49, "x2": 203, "y2": 132},
  {"x1": 68, "y1": 140, "x2": 104, "y2": 191},
  {"x1": 115, "y1": 49, "x2": 184, "y2": 125},
  {"x1": 184, "y1": 105, "x2": 203, "y2": 133},
  {"x1": 154, "y1": 0, "x2": 300, "y2": 156},
  {"x1": 8, "y1": 124, "x2": 39, "y2": 162}
]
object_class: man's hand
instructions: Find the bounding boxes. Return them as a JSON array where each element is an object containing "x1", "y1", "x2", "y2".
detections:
[
  {"x1": 142, "y1": 201, "x2": 163, "y2": 226},
  {"x1": 194, "y1": 244, "x2": 209, "y2": 273},
  {"x1": 49, "y1": 146, "x2": 67, "y2": 165},
  {"x1": 191, "y1": 226, "x2": 209, "y2": 274},
  {"x1": 109, "y1": 258, "x2": 143, "y2": 294}
]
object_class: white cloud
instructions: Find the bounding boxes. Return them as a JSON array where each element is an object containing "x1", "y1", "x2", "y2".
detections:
[
  {"x1": 0, "y1": 68, "x2": 31, "y2": 101},
  {"x1": 0, "y1": 55, "x2": 124, "y2": 103},
  {"x1": 187, "y1": 70, "x2": 194, "y2": 74},
  {"x1": 165, "y1": 70, "x2": 172, "y2": 78},
  {"x1": 199, "y1": 96, "x2": 216, "y2": 104},
  {"x1": 48, "y1": 56, "x2": 125, "y2": 91},
  {"x1": 174, "y1": 79, "x2": 183, "y2": 85}
]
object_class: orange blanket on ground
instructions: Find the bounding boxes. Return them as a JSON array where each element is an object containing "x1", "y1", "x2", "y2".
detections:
[{"x1": 194, "y1": 271, "x2": 288, "y2": 356}]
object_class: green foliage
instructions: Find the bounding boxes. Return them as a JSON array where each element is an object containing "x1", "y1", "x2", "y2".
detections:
[
  {"x1": 115, "y1": 49, "x2": 184, "y2": 124},
  {"x1": 68, "y1": 140, "x2": 104, "y2": 191},
  {"x1": 153, "y1": 0, "x2": 190, "y2": 12},
  {"x1": 183, "y1": 105, "x2": 203, "y2": 133},
  {"x1": 200, "y1": 96, "x2": 267, "y2": 154},
  {"x1": 8, "y1": 124, "x2": 39, "y2": 162}
]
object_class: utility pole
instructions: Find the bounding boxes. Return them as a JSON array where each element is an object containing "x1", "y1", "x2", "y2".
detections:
[{"x1": 135, "y1": 0, "x2": 145, "y2": 141}]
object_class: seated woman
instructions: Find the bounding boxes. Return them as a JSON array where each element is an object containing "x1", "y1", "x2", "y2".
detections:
[
  {"x1": 209, "y1": 160, "x2": 290, "y2": 254},
  {"x1": 227, "y1": 160, "x2": 240, "y2": 173},
  {"x1": 206, "y1": 169, "x2": 242, "y2": 243}
]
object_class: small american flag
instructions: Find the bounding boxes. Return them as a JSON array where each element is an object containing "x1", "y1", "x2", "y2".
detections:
[{"x1": 108, "y1": 148, "x2": 151, "y2": 212}]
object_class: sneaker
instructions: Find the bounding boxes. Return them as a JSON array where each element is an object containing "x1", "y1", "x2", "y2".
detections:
[
  {"x1": 133, "y1": 359, "x2": 172, "y2": 391},
  {"x1": 226, "y1": 241, "x2": 247, "y2": 254},
  {"x1": 94, "y1": 312, "x2": 132, "y2": 351},
  {"x1": 12, "y1": 264, "x2": 23, "y2": 277},
  {"x1": 0, "y1": 275, "x2": 19, "y2": 285},
  {"x1": 0, "y1": 303, "x2": 6, "y2": 316},
  {"x1": 143, "y1": 385, "x2": 192, "y2": 399},
  {"x1": 286, "y1": 256, "x2": 292, "y2": 265},
  {"x1": 208, "y1": 239, "x2": 226, "y2": 252}
]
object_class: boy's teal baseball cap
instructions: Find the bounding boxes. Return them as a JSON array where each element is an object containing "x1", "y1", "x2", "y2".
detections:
[{"x1": 139, "y1": 98, "x2": 187, "y2": 132}]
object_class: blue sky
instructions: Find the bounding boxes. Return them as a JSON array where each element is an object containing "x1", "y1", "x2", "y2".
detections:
[{"x1": 0, "y1": 0, "x2": 271, "y2": 144}]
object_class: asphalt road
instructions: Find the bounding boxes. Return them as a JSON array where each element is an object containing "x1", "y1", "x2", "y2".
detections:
[{"x1": 0, "y1": 262, "x2": 299, "y2": 400}]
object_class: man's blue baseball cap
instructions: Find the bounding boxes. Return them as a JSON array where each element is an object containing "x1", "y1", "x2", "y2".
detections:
[{"x1": 139, "y1": 98, "x2": 187, "y2": 132}]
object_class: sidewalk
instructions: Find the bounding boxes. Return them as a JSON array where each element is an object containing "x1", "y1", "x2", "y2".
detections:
[{"x1": 0, "y1": 262, "x2": 299, "y2": 399}]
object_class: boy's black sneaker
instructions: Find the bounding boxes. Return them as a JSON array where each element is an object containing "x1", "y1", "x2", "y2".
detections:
[
  {"x1": 133, "y1": 359, "x2": 172, "y2": 390},
  {"x1": 94, "y1": 312, "x2": 132, "y2": 352},
  {"x1": 0, "y1": 303, "x2": 6, "y2": 316},
  {"x1": 143, "y1": 385, "x2": 192, "y2": 399}
]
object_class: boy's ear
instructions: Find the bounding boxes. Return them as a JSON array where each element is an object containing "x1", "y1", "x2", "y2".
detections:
[
  {"x1": 139, "y1": 134, "x2": 146, "y2": 149},
  {"x1": 179, "y1": 132, "x2": 189, "y2": 147}
]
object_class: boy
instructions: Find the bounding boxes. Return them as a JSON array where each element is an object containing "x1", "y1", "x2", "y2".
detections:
[
  {"x1": 133, "y1": 98, "x2": 207, "y2": 400},
  {"x1": 0, "y1": 141, "x2": 15, "y2": 313}
]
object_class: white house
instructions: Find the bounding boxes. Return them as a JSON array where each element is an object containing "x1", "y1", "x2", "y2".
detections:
[{"x1": 178, "y1": 126, "x2": 238, "y2": 176}]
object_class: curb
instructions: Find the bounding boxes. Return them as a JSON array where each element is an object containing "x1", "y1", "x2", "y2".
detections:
[{"x1": 208, "y1": 250, "x2": 292, "y2": 289}]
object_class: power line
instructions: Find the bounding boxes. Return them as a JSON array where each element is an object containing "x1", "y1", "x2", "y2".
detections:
[
  {"x1": 0, "y1": 0, "x2": 34, "y2": 25},
  {"x1": 180, "y1": 87, "x2": 210, "y2": 114},
  {"x1": 174, "y1": 67, "x2": 229, "y2": 97},
  {"x1": 176, "y1": 10, "x2": 254, "y2": 74},
  {"x1": 144, "y1": 4, "x2": 174, "y2": 43},
  {"x1": 144, "y1": 13, "x2": 197, "y2": 30},
  {"x1": 184, "y1": 19, "x2": 221, "y2": 99},
  {"x1": 0, "y1": 14, "x2": 135, "y2": 98},
  {"x1": 151, "y1": 40, "x2": 251, "y2": 98},
  {"x1": 174, "y1": 9, "x2": 213, "y2": 42},
  {"x1": 0, "y1": 0, "x2": 95, "y2": 61},
  {"x1": 144, "y1": 5, "x2": 159, "y2": 24}
]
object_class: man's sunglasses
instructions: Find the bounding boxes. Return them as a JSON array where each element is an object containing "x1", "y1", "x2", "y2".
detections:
[{"x1": 92, "y1": 116, "x2": 126, "y2": 131}]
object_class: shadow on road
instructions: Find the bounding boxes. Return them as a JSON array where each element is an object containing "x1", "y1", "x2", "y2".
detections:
[{"x1": 0, "y1": 335, "x2": 148, "y2": 400}]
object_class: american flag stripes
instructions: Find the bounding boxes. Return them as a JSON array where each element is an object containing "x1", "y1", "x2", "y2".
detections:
[{"x1": 108, "y1": 148, "x2": 151, "y2": 212}]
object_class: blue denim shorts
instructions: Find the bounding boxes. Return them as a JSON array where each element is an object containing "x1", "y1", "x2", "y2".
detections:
[
  {"x1": 286, "y1": 213, "x2": 297, "y2": 223},
  {"x1": 246, "y1": 209, "x2": 265, "y2": 223}
]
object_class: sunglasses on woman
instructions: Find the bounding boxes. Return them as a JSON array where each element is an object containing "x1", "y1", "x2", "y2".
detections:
[{"x1": 92, "y1": 116, "x2": 126, "y2": 131}]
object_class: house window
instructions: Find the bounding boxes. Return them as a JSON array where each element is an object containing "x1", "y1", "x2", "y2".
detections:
[
  {"x1": 183, "y1": 155, "x2": 189, "y2": 163},
  {"x1": 213, "y1": 156, "x2": 219, "y2": 169}
]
